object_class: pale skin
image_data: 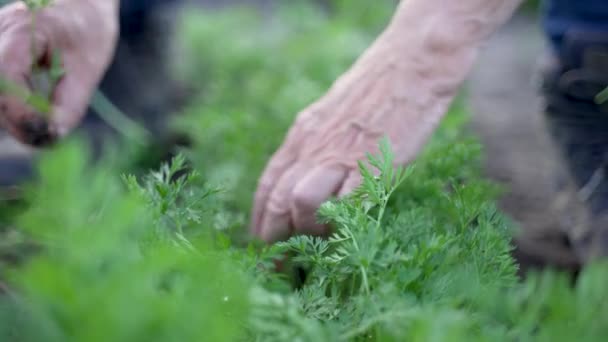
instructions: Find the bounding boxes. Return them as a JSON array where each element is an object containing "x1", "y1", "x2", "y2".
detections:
[
  {"x1": 0, "y1": 0, "x2": 118, "y2": 145},
  {"x1": 0, "y1": 0, "x2": 523, "y2": 241},
  {"x1": 252, "y1": 0, "x2": 524, "y2": 242}
]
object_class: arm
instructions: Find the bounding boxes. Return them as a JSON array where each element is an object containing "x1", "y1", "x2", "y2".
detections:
[
  {"x1": 252, "y1": 0, "x2": 524, "y2": 242},
  {"x1": 0, "y1": 0, "x2": 119, "y2": 145}
]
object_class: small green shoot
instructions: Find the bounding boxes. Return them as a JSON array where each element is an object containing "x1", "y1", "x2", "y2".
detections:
[
  {"x1": 596, "y1": 86, "x2": 608, "y2": 105},
  {"x1": 22, "y1": 0, "x2": 52, "y2": 10},
  {"x1": 0, "y1": 2, "x2": 62, "y2": 117}
]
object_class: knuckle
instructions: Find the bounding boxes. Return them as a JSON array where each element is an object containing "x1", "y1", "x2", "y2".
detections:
[
  {"x1": 256, "y1": 173, "x2": 275, "y2": 194},
  {"x1": 268, "y1": 149, "x2": 292, "y2": 169},
  {"x1": 345, "y1": 173, "x2": 363, "y2": 187},
  {"x1": 1, "y1": 14, "x2": 32, "y2": 36},
  {"x1": 292, "y1": 187, "x2": 323, "y2": 213},
  {"x1": 267, "y1": 193, "x2": 289, "y2": 214}
]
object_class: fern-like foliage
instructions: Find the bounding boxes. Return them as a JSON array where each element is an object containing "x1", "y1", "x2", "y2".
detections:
[{"x1": 1, "y1": 1, "x2": 607, "y2": 341}]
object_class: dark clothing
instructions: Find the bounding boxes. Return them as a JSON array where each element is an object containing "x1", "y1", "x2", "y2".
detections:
[
  {"x1": 540, "y1": 0, "x2": 608, "y2": 212},
  {"x1": 543, "y1": 0, "x2": 608, "y2": 53},
  {"x1": 540, "y1": 0, "x2": 608, "y2": 263},
  {"x1": 121, "y1": 0, "x2": 166, "y2": 15},
  {"x1": 83, "y1": 0, "x2": 181, "y2": 149},
  {"x1": 120, "y1": 0, "x2": 176, "y2": 35}
]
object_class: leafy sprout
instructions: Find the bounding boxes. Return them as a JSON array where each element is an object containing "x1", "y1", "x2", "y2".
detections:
[{"x1": 2, "y1": 2, "x2": 608, "y2": 341}]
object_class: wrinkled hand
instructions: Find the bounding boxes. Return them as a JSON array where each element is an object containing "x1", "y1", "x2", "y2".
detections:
[
  {"x1": 0, "y1": 0, "x2": 118, "y2": 146},
  {"x1": 251, "y1": 37, "x2": 455, "y2": 243},
  {"x1": 250, "y1": 0, "x2": 523, "y2": 243}
]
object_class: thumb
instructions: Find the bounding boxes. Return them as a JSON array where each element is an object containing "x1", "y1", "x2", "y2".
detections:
[{"x1": 49, "y1": 69, "x2": 94, "y2": 137}]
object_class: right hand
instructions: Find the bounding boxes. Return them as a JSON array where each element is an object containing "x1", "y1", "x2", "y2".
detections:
[
  {"x1": 250, "y1": 28, "x2": 454, "y2": 243},
  {"x1": 250, "y1": 0, "x2": 524, "y2": 243},
  {"x1": 0, "y1": 1, "x2": 118, "y2": 146}
]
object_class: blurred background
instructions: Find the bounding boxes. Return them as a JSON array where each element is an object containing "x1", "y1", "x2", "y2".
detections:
[{"x1": 0, "y1": 0, "x2": 572, "y2": 265}]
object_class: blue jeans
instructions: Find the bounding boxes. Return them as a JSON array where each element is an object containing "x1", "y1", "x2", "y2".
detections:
[{"x1": 543, "y1": 0, "x2": 608, "y2": 53}]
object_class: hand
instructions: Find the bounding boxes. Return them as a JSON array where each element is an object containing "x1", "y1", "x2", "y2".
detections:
[
  {"x1": 0, "y1": 0, "x2": 118, "y2": 146},
  {"x1": 250, "y1": 0, "x2": 523, "y2": 243},
  {"x1": 250, "y1": 37, "x2": 453, "y2": 243}
]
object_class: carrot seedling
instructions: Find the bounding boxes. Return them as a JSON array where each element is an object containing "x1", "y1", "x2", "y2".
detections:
[{"x1": 22, "y1": 0, "x2": 61, "y2": 119}]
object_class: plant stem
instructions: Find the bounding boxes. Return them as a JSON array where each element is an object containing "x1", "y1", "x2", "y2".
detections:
[
  {"x1": 340, "y1": 309, "x2": 410, "y2": 341},
  {"x1": 596, "y1": 86, "x2": 608, "y2": 104},
  {"x1": 360, "y1": 265, "x2": 370, "y2": 295},
  {"x1": 374, "y1": 196, "x2": 388, "y2": 231},
  {"x1": 90, "y1": 91, "x2": 151, "y2": 143}
]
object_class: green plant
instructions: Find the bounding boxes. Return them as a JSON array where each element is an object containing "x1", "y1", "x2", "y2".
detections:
[
  {"x1": 596, "y1": 86, "x2": 608, "y2": 104},
  {"x1": 23, "y1": 0, "x2": 63, "y2": 116},
  {"x1": 0, "y1": 141, "x2": 251, "y2": 342},
  {"x1": 3, "y1": 130, "x2": 606, "y2": 341},
  {"x1": 1, "y1": 1, "x2": 608, "y2": 341},
  {"x1": 0, "y1": 1, "x2": 58, "y2": 114},
  {"x1": 173, "y1": 0, "x2": 400, "y2": 219}
]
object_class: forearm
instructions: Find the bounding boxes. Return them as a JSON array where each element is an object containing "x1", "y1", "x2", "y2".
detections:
[
  {"x1": 389, "y1": 0, "x2": 524, "y2": 49},
  {"x1": 253, "y1": 0, "x2": 527, "y2": 241},
  {"x1": 309, "y1": 0, "x2": 524, "y2": 165},
  {"x1": 385, "y1": 0, "x2": 523, "y2": 95},
  {"x1": 328, "y1": 0, "x2": 524, "y2": 107}
]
